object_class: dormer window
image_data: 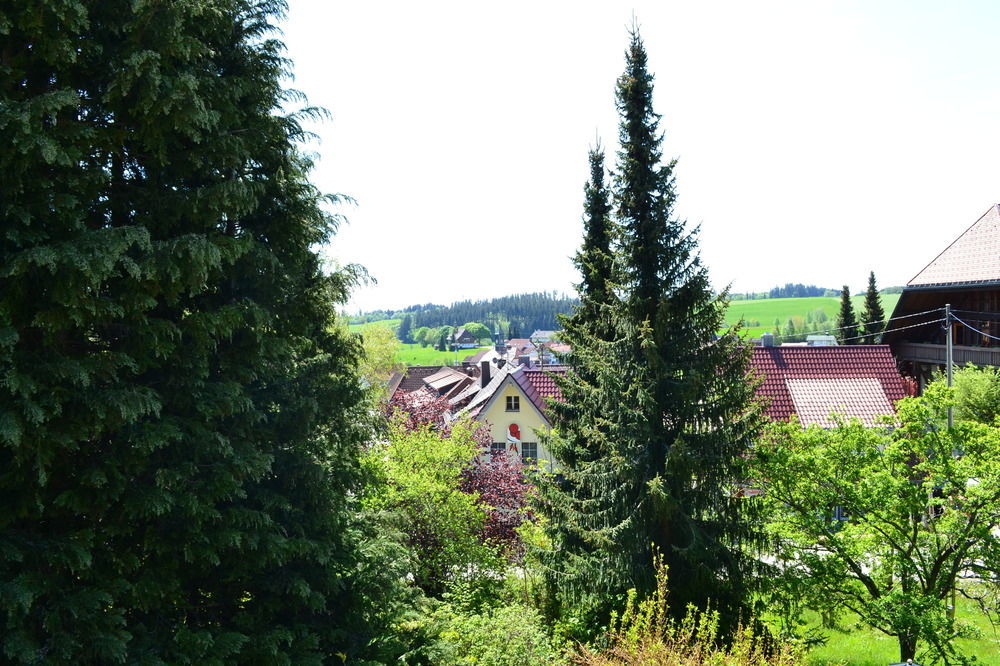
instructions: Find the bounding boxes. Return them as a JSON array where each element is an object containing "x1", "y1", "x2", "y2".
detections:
[{"x1": 506, "y1": 395, "x2": 520, "y2": 412}]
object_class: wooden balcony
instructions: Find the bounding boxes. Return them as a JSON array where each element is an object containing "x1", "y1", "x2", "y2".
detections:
[{"x1": 894, "y1": 342, "x2": 1000, "y2": 367}]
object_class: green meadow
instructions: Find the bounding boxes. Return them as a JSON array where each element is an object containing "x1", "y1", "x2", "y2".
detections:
[
  {"x1": 395, "y1": 344, "x2": 491, "y2": 366},
  {"x1": 725, "y1": 294, "x2": 902, "y2": 339},
  {"x1": 348, "y1": 318, "x2": 400, "y2": 334}
]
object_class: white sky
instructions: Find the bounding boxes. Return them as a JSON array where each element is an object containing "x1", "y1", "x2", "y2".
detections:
[{"x1": 282, "y1": 1, "x2": 1000, "y2": 314}]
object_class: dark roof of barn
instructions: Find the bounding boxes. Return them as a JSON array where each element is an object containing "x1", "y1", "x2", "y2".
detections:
[{"x1": 396, "y1": 365, "x2": 446, "y2": 392}]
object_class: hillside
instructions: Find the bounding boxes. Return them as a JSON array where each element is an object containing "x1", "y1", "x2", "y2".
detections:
[
  {"x1": 351, "y1": 292, "x2": 578, "y2": 338},
  {"x1": 726, "y1": 293, "x2": 902, "y2": 339}
]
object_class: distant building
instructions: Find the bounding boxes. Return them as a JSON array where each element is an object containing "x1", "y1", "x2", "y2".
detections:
[
  {"x1": 451, "y1": 327, "x2": 479, "y2": 349},
  {"x1": 529, "y1": 330, "x2": 557, "y2": 343}
]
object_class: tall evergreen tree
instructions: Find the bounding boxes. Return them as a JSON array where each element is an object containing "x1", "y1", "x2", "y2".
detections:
[
  {"x1": 541, "y1": 29, "x2": 764, "y2": 636},
  {"x1": 1, "y1": 2, "x2": 390, "y2": 662},
  {"x1": 836, "y1": 284, "x2": 860, "y2": 344},
  {"x1": 860, "y1": 271, "x2": 886, "y2": 344},
  {"x1": 397, "y1": 313, "x2": 414, "y2": 343}
]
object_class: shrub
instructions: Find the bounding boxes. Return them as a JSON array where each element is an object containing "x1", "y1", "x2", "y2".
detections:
[
  {"x1": 435, "y1": 601, "x2": 562, "y2": 665},
  {"x1": 573, "y1": 554, "x2": 801, "y2": 665}
]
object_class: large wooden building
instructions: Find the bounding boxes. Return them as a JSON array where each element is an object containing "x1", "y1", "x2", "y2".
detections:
[{"x1": 884, "y1": 204, "x2": 1000, "y2": 386}]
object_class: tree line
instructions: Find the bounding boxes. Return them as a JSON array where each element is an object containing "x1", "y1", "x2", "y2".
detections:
[{"x1": 353, "y1": 292, "x2": 579, "y2": 338}]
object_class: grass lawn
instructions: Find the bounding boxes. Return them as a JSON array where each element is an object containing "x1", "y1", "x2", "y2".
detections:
[
  {"x1": 724, "y1": 294, "x2": 902, "y2": 339},
  {"x1": 396, "y1": 343, "x2": 491, "y2": 366},
  {"x1": 784, "y1": 596, "x2": 1000, "y2": 665}
]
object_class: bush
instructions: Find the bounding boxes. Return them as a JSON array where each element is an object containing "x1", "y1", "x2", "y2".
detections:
[
  {"x1": 435, "y1": 601, "x2": 562, "y2": 665},
  {"x1": 573, "y1": 554, "x2": 801, "y2": 665}
]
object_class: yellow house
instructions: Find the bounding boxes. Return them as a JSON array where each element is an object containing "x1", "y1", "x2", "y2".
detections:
[{"x1": 456, "y1": 363, "x2": 566, "y2": 472}]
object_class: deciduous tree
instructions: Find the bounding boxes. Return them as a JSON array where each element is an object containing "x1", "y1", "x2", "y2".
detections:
[{"x1": 751, "y1": 385, "x2": 1000, "y2": 663}]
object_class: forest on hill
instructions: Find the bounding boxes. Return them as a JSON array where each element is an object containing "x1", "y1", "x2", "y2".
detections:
[{"x1": 350, "y1": 291, "x2": 579, "y2": 338}]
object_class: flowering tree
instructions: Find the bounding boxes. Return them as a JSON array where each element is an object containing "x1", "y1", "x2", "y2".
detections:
[
  {"x1": 461, "y1": 451, "x2": 534, "y2": 556},
  {"x1": 388, "y1": 388, "x2": 453, "y2": 430},
  {"x1": 388, "y1": 388, "x2": 532, "y2": 555}
]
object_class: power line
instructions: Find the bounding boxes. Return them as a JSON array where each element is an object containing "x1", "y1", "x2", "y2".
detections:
[
  {"x1": 838, "y1": 317, "x2": 946, "y2": 343},
  {"x1": 952, "y1": 315, "x2": 1000, "y2": 342},
  {"x1": 771, "y1": 307, "x2": 944, "y2": 342}
]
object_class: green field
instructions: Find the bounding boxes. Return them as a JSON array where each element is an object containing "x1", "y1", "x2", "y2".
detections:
[
  {"x1": 725, "y1": 294, "x2": 902, "y2": 339},
  {"x1": 348, "y1": 318, "x2": 400, "y2": 334},
  {"x1": 395, "y1": 343, "x2": 491, "y2": 366},
  {"x1": 347, "y1": 294, "x2": 904, "y2": 365},
  {"x1": 782, "y1": 595, "x2": 1000, "y2": 665}
]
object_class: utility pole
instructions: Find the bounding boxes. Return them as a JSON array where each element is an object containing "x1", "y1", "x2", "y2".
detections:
[
  {"x1": 944, "y1": 303, "x2": 957, "y2": 619},
  {"x1": 945, "y1": 303, "x2": 954, "y2": 428}
]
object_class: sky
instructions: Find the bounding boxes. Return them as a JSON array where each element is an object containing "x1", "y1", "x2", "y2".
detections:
[{"x1": 281, "y1": 1, "x2": 1000, "y2": 314}]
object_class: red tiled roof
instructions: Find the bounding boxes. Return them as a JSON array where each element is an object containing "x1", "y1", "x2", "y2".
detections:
[
  {"x1": 507, "y1": 338, "x2": 534, "y2": 353},
  {"x1": 514, "y1": 365, "x2": 567, "y2": 418},
  {"x1": 750, "y1": 345, "x2": 908, "y2": 427},
  {"x1": 908, "y1": 204, "x2": 1000, "y2": 287}
]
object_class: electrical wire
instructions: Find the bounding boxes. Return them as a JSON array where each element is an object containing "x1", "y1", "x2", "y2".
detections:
[
  {"x1": 837, "y1": 317, "x2": 946, "y2": 343},
  {"x1": 771, "y1": 307, "x2": 944, "y2": 342},
  {"x1": 952, "y1": 315, "x2": 1000, "y2": 342}
]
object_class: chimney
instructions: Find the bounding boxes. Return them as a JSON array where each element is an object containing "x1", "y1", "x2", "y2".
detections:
[
  {"x1": 761, "y1": 332, "x2": 775, "y2": 347},
  {"x1": 481, "y1": 360, "x2": 491, "y2": 388}
]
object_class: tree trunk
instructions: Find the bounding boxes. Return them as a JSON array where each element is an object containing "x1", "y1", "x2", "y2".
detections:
[{"x1": 898, "y1": 633, "x2": 917, "y2": 662}]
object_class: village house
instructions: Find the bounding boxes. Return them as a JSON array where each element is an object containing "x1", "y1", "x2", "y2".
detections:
[
  {"x1": 450, "y1": 327, "x2": 480, "y2": 349},
  {"x1": 884, "y1": 203, "x2": 1000, "y2": 386}
]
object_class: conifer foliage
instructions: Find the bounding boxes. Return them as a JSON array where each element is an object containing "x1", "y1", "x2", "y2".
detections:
[
  {"x1": 1, "y1": 2, "x2": 379, "y2": 662},
  {"x1": 542, "y1": 29, "x2": 764, "y2": 635},
  {"x1": 860, "y1": 271, "x2": 886, "y2": 344},
  {"x1": 836, "y1": 284, "x2": 860, "y2": 344}
]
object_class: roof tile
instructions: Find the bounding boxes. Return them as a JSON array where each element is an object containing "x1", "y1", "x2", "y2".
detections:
[{"x1": 750, "y1": 345, "x2": 907, "y2": 425}]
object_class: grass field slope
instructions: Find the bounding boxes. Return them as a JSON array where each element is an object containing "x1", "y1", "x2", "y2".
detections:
[{"x1": 725, "y1": 294, "x2": 901, "y2": 339}]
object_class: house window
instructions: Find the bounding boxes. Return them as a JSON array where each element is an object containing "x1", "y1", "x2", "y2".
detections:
[
  {"x1": 490, "y1": 441, "x2": 506, "y2": 457},
  {"x1": 521, "y1": 442, "x2": 537, "y2": 463},
  {"x1": 506, "y1": 395, "x2": 520, "y2": 412}
]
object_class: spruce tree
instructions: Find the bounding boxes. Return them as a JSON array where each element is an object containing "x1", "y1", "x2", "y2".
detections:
[
  {"x1": 539, "y1": 146, "x2": 617, "y2": 615},
  {"x1": 542, "y1": 29, "x2": 764, "y2": 636},
  {"x1": 860, "y1": 271, "x2": 886, "y2": 344},
  {"x1": 836, "y1": 284, "x2": 860, "y2": 344},
  {"x1": 1, "y1": 2, "x2": 387, "y2": 662},
  {"x1": 398, "y1": 314, "x2": 413, "y2": 343}
]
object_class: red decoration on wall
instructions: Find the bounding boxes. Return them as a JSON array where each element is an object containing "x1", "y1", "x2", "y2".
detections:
[{"x1": 508, "y1": 423, "x2": 521, "y2": 441}]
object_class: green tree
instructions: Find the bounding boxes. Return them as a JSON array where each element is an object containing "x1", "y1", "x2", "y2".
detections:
[
  {"x1": 0, "y1": 2, "x2": 387, "y2": 661},
  {"x1": 362, "y1": 419, "x2": 501, "y2": 597},
  {"x1": 934, "y1": 364, "x2": 1000, "y2": 425},
  {"x1": 541, "y1": 29, "x2": 764, "y2": 636},
  {"x1": 860, "y1": 271, "x2": 886, "y2": 344},
  {"x1": 413, "y1": 325, "x2": 431, "y2": 347},
  {"x1": 539, "y1": 145, "x2": 617, "y2": 621},
  {"x1": 836, "y1": 284, "x2": 859, "y2": 344},
  {"x1": 358, "y1": 325, "x2": 404, "y2": 401},
  {"x1": 751, "y1": 385, "x2": 1000, "y2": 663},
  {"x1": 397, "y1": 313, "x2": 414, "y2": 343}
]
